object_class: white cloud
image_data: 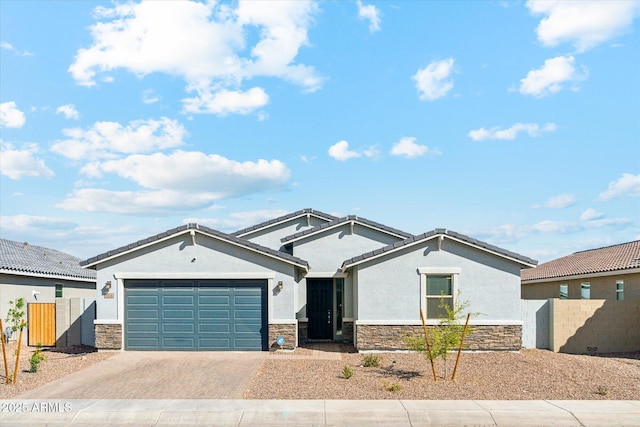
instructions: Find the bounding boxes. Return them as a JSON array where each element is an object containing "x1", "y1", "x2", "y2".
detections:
[
  {"x1": 0, "y1": 142, "x2": 54, "y2": 180},
  {"x1": 598, "y1": 173, "x2": 640, "y2": 200},
  {"x1": 356, "y1": 0, "x2": 381, "y2": 33},
  {"x1": 0, "y1": 102, "x2": 26, "y2": 128},
  {"x1": 390, "y1": 137, "x2": 433, "y2": 158},
  {"x1": 142, "y1": 89, "x2": 159, "y2": 104},
  {"x1": 519, "y1": 56, "x2": 587, "y2": 98},
  {"x1": 527, "y1": 0, "x2": 640, "y2": 52},
  {"x1": 61, "y1": 150, "x2": 291, "y2": 214},
  {"x1": 56, "y1": 104, "x2": 80, "y2": 120},
  {"x1": 50, "y1": 117, "x2": 186, "y2": 161},
  {"x1": 413, "y1": 58, "x2": 455, "y2": 101},
  {"x1": 183, "y1": 87, "x2": 269, "y2": 116},
  {"x1": 1, "y1": 41, "x2": 32, "y2": 56},
  {"x1": 580, "y1": 208, "x2": 604, "y2": 221},
  {"x1": 68, "y1": 1, "x2": 321, "y2": 115},
  {"x1": 469, "y1": 122, "x2": 556, "y2": 141},
  {"x1": 185, "y1": 209, "x2": 289, "y2": 232},
  {"x1": 533, "y1": 193, "x2": 577, "y2": 209},
  {"x1": 0, "y1": 215, "x2": 77, "y2": 232},
  {"x1": 328, "y1": 140, "x2": 361, "y2": 161}
]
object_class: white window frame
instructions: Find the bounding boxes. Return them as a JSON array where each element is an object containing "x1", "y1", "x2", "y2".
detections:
[
  {"x1": 616, "y1": 280, "x2": 624, "y2": 301},
  {"x1": 418, "y1": 267, "x2": 460, "y2": 320}
]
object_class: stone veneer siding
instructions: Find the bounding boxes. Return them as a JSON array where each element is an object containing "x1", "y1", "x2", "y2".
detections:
[
  {"x1": 342, "y1": 321, "x2": 354, "y2": 344},
  {"x1": 269, "y1": 323, "x2": 296, "y2": 350},
  {"x1": 95, "y1": 323, "x2": 122, "y2": 350},
  {"x1": 297, "y1": 321, "x2": 308, "y2": 346},
  {"x1": 356, "y1": 324, "x2": 522, "y2": 351}
]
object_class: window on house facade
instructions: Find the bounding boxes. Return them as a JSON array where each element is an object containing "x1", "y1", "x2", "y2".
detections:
[
  {"x1": 616, "y1": 281, "x2": 624, "y2": 300},
  {"x1": 426, "y1": 275, "x2": 453, "y2": 319},
  {"x1": 559, "y1": 284, "x2": 568, "y2": 299},
  {"x1": 580, "y1": 282, "x2": 590, "y2": 299},
  {"x1": 419, "y1": 268, "x2": 460, "y2": 320},
  {"x1": 55, "y1": 283, "x2": 63, "y2": 298}
]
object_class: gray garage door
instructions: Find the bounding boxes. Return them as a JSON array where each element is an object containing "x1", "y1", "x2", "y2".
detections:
[{"x1": 124, "y1": 279, "x2": 267, "y2": 351}]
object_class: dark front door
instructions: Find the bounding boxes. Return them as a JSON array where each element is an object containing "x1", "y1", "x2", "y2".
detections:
[{"x1": 307, "y1": 279, "x2": 333, "y2": 340}]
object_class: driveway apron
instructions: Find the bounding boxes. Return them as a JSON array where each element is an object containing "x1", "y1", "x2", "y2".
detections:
[{"x1": 15, "y1": 351, "x2": 268, "y2": 399}]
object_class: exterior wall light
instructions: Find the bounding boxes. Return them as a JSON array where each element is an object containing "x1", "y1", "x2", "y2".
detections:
[
  {"x1": 277, "y1": 281, "x2": 283, "y2": 290},
  {"x1": 104, "y1": 281, "x2": 112, "y2": 290}
]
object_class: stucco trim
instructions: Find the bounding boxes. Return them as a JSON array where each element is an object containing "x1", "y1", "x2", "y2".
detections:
[
  {"x1": 269, "y1": 319, "x2": 297, "y2": 324},
  {"x1": 304, "y1": 271, "x2": 349, "y2": 278},
  {"x1": 521, "y1": 267, "x2": 640, "y2": 284},
  {"x1": 0, "y1": 269, "x2": 96, "y2": 283},
  {"x1": 94, "y1": 319, "x2": 122, "y2": 325},
  {"x1": 418, "y1": 267, "x2": 462, "y2": 275},
  {"x1": 113, "y1": 272, "x2": 277, "y2": 280},
  {"x1": 356, "y1": 320, "x2": 523, "y2": 326}
]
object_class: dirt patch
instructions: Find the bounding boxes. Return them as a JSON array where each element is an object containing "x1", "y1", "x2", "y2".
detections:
[
  {"x1": 246, "y1": 348, "x2": 640, "y2": 400},
  {"x1": 0, "y1": 342, "x2": 115, "y2": 399}
]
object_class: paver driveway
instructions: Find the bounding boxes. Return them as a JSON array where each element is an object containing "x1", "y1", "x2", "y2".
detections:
[{"x1": 15, "y1": 351, "x2": 268, "y2": 399}]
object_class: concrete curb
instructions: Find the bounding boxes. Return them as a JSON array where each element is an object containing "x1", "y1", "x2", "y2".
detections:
[{"x1": 0, "y1": 399, "x2": 639, "y2": 426}]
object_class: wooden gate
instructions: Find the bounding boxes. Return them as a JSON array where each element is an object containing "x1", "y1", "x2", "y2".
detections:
[{"x1": 28, "y1": 303, "x2": 56, "y2": 346}]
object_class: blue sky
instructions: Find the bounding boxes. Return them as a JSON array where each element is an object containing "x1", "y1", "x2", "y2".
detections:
[{"x1": 1, "y1": 0, "x2": 639, "y2": 263}]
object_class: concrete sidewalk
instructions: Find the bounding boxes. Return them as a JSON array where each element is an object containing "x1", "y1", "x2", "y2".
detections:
[{"x1": 0, "y1": 399, "x2": 638, "y2": 426}]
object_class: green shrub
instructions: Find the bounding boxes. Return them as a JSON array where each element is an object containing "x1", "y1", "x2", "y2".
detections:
[
  {"x1": 362, "y1": 354, "x2": 380, "y2": 367},
  {"x1": 342, "y1": 365, "x2": 353, "y2": 379},
  {"x1": 29, "y1": 344, "x2": 47, "y2": 373}
]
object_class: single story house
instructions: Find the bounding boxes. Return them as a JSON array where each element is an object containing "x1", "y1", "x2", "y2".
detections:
[
  {"x1": 81, "y1": 209, "x2": 537, "y2": 352},
  {"x1": 0, "y1": 239, "x2": 97, "y2": 335},
  {"x1": 521, "y1": 240, "x2": 639, "y2": 300}
]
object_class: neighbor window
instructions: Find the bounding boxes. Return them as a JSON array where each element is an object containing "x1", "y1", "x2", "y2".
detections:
[
  {"x1": 55, "y1": 283, "x2": 63, "y2": 298},
  {"x1": 559, "y1": 284, "x2": 568, "y2": 299},
  {"x1": 616, "y1": 281, "x2": 624, "y2": 301},
  {"x1": 581, "y1": 282, "x2": 590, "y2": 299}
]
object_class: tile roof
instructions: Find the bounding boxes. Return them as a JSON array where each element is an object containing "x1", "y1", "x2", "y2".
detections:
[
  {"x1": 341, "y1": 228, "x2": 537, "y2": 269},
  {"x1": 230, "y1": 208, "x2": 338, "y2": 237},
  {"x1": 80, "y1": 223, "x2": 309, "y2": 270},
  {"x1": 0, "y1": 238, "x2": 95, "y2": 281},
  {"x1": 281, "y1": 215, "x2": 414, "y2": 243},
  {"x1": 521, "y1": 240, "x2": 640, "y2": 282}
]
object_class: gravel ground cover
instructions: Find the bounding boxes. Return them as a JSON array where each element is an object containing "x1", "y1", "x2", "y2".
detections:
[
  {"x1": 0, "y1": 342, "x2": 114, "y2": 399},
  {"x1": 1, "y1": 341, "x2": 638, "y2": 401},
  {"x1": 246, "y1": 348, "x2": 640, "y2": 400}
]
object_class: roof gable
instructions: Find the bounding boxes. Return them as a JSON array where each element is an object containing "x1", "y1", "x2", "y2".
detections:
[
  {"x1": 341, "y1": 228, "x2": 537, "y2": 270},
  {"x1": 281, "y1": 215, "x2": 413, "y2": 244},
  {"x1": 81, "y1": 224, "x2": 309, "y2": 270},
  {"x1": 231, "y1": 208, "x2": 338, "y2": 238},
  {"x1": 522, "y1": 240, "x2": 640, "y2": 282},
  {"x1": 1, "y1": 238, "x2": 95, "y2": 281}
]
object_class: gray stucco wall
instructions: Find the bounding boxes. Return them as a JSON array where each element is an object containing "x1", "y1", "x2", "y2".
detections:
[
  {"x1": 292, "y1": 223, "x2": 403, "y2": 272},
  {"x1": 240, "y1": 216, "x2": 330, "y2": 251},
  {"x1": 93, "y1": 232, "x2": 299, "y2": 322},
  {"x1": 353, "y1": 238, "x2": 523, "y2": 323},
  {"x1": 0, "y1": 273, "x2": 96, "y2": 321}
]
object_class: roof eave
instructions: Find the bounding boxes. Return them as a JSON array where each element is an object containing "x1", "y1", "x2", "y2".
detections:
[{"x1": 522, "y1": 267, "x2": 640, "y2": 284}]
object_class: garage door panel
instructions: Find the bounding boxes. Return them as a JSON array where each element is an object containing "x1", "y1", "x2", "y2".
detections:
[
  {"x1": 163, "y1": 323, "x2": 195, "y2": 333},
  {"x1": 199, "y1": 295, "x2": 230, "y2": 305},
  {"x1": 128, "y1": 323, "x2": 159, "y2": 333},
  {"x1": 128, "y1": 309, "x2": 159, "y2": 319},
  {"x1": 125, "y1": 279, "x2": 267, "y2": 350},
  {"x1": 163, "y1": 337, "x2": 196, "y2": 349}
]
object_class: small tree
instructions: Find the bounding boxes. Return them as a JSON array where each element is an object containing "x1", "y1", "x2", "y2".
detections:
[
  {"x1": 404, "y1": 291, "x2": 474, "y2": 380},
  {"x1": 5, "y1": 298, "x2": 27, "y2": 334}
]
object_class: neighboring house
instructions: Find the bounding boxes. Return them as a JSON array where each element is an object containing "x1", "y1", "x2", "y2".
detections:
[
  {"x1": 81, "y1": 208, "x2": 537, "y2": 352},
  {"x1": 521, "y1": 240, "x2": 640, "y2": 300},
  {"x1": 0, "y1": 238, "x2": 96, "y2": 326}
]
